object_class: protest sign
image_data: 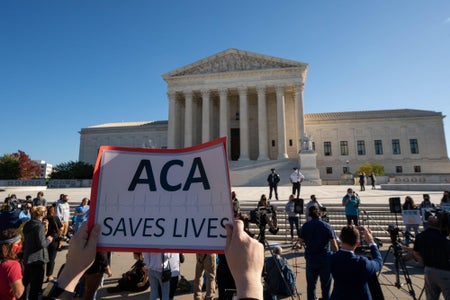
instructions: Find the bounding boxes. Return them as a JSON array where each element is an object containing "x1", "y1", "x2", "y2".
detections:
[{"x1": 88, "y1": 137, "x2": 232, "y2": 253}]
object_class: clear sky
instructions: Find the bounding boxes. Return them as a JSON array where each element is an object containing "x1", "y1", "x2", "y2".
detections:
[{"x1": 1, "y1": 1, "x2": 449, "y2": 166}]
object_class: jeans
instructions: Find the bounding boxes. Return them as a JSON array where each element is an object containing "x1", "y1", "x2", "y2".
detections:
[
  {"x1": 288, "y1": 216, "x2": 300, "y2": 239},
  {"x1": 346, "y1": 214, "x2": 359, "y2": 226},
  {"x1": 21, "y1": 262, "x2": 45, "y2": 300},
  {"x1": 305, "y1": 257, "x2": 332, "y2": 300},
  {"x1": 404, "y1": 224, "x2": 419, "y2": 245},
  {"x1": 149, "y1": 269, "x2": 170, "y2": 300}
]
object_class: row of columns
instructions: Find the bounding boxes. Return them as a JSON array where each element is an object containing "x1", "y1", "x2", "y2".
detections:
[{"x1": 167, "y1": 84, "x2": 305, "y2": 160}]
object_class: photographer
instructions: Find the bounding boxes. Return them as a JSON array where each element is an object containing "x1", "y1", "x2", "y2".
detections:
[
  {"x1": 254, "y1": 194, "x2": 278, "y2": 243},
  {"x1": 412, "y1": 212, "x2": 450, "y2": 300},
  {"x1": 342, "y1": 188, "x2": 360, "y2": 226}
]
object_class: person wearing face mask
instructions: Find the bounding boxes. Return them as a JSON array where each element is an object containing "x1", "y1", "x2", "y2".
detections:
[
  {"x1": 342, "y1": 188, "x2": 360, "y2": 226},
  {"x1": 0, "y1": 228, "x2": 24, "y2": 300}
]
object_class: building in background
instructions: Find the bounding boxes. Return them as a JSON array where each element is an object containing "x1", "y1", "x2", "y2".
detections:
[
  {"x1": 33, "y1": 160, "x2": 53, "y2": 178},
  {"x1": 78, "y1": 49, "x2": 450, "y2": 184}
]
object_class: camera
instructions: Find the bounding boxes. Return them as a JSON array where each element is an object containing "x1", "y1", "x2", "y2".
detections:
[{"x1": 387, "y1": 224, "x2": 401, "y2": 244}]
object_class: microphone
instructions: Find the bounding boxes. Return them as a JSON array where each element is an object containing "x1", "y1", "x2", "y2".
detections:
[{"x1": 362, "y1": 210, "x2": 367, "y2": 214}]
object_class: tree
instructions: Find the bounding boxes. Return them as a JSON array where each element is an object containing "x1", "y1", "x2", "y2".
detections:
[
  {"x1": 355, "y1": 162, "x2": 385, "y2": 176},
  {"x1": 50, "y1": 161, "x2": 94, "y2": 179},
  {"x1": 0, "y1": 154, "x2": 20, "y2": 179},
  {"x1": 17, "y1": 150, "x2": 41, "y2": 179}
]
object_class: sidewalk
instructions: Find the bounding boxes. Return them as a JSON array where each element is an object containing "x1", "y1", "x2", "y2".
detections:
[{"x1": 2, "y1": 185, "x2": 443, "y2": 299}]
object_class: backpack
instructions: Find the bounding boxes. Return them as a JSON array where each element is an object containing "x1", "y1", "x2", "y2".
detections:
[{"x1": 278, "y1": 257, "x2": 297, "y2": 296}]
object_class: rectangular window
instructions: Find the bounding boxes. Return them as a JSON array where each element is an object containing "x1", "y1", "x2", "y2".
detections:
[
  {"x1": 340, "y1": 141, "x2": 349, "y2": 156},
  {"x1": 272, "y1": 140, "x2": 275, "y2": 147},
  {"x1": 324, "y1": 141, "x2": 332, "y2": 156},
  {"x1": 410, "y1": 139, "x2": 419, "y2": 154},
  {"x1": 392, "y1": 139, "x2": 401, "y2": 155},
  {"x1": 312, "y1": 142, "x2": 316, "y2": 151},
  {"x1": 374, "y1": 140, "x2": 383, "y2": 155},
  {"x1": 289, "y1": 139, "x2": 293, "y2": 146},
  {"x1": 343, "y1": 167, "x2": 350, "y2": 174},
  {"x1": 326, "y1": 167, "x2": 333, "y2": 174},
  {"x1": 396, "y1": 166, "x2": 403, "y2": 173},
  {"x1": 357, "y1": 140, "x2": 366, "y2": 155},
  {"x1": 414, "y1": 165, "x2": 421, "y2": 173}
]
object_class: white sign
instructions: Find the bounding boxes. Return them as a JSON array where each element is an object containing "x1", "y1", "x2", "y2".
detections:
[
  {"x1": 402, "y1": 210, "x2": 421, "y2": 225},
  {"x1": 89, "y1": 137, "x2": 233, "y2": 253}
]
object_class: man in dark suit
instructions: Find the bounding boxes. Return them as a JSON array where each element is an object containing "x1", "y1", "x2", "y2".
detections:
[{"x1": 330, "y1": 225, "x2": 383, "y2": 300}]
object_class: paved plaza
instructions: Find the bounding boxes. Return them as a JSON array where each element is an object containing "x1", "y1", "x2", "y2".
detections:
[{"x1": 1, "y1": 185, "x2": 446, "y2": 300}]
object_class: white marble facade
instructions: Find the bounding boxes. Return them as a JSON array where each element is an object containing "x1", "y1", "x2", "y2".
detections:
[
  {"x1": 163, "y1": 49, "x2": 308, "y2": 161},
  {"x1": 78, "y1": 49, "x2": 450, "y2": 180}
]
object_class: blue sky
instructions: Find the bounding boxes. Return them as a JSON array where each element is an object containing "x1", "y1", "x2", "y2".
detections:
[{"x1": 1, "y1": 1, "x2": 449, "y2": 166}]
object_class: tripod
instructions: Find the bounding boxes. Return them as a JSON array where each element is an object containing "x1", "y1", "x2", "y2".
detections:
[{"x1": 380, "y1": 239, "x2": 417, "y2": 300}]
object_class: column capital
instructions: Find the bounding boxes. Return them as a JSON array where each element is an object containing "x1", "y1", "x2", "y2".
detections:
[
  {"x1": 183, "y1": 90, "x2": 193, "y2": 98},
  {"x1": 294, "y1": 83, "x2": 305, "y2": 93},
  {"x1": 167, "y1": 91, "x2": 177, "y2": 100},
  {"x1": 256, "y1": 85, "x2": 266, "y2": 95},
  {"x1": 217, "y1": 87, "x2": 228, "y2": 97},
  {"x1": 275, "y1": 85, "x2": 285, "y2": 96},
  {"x1": 200, "y1": 89, "x2": 210, "y2": 98},
  {"x1": 238, "y1": 86, "x2": 248, "y2": 96}
]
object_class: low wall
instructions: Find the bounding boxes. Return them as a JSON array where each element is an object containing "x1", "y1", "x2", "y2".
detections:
[
  {"x1": 0, "y1": 179, "x2": 93, "y2": 190},
  {"x1": 47, "y1": 179, "x2": 92, "y2": 188},
  {"x1": 0, "y1": 179, "x2": 46, "y2": 187}
]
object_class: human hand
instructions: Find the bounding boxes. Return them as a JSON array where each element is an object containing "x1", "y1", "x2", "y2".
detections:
[
  {"x1": 360, "y1": 226, "x2": 374, "y2": 244},
  {"x1": 225, "y1": 220, "x2": 264, "y2": 300},
  {"x1": 57, "y1": 222, "x2": 101, "y2": 292}
]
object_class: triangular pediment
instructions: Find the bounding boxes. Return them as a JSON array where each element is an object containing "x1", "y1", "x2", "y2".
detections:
[{"x1": 163, "y1": 48, "x2": 307, "y2": 79}]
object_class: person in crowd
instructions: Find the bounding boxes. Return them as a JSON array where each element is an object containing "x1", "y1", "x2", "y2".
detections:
[
  {"x1": 359, "y1": 172, "x2": 366, "y2": 191},
  {"x1": 267, "y1": 168, "x2": 280, "y2": 201},
  {"x1": 412, "y1": 212, "x2": 450, "y2": 300},
  {"x1": 231, "y1": 191, "x2": 240, "y2": 218},
  {"x1": 330, "y1": 225, "x2": 383, "y2": 300},
  {"x1": 285, "y1": 194, "x2": 300, "y2": 242},
  {"x1": 264, "y1": 246, "x2": 296, "y2": 300},
  {"x1": 0, "y1": 197, "x2": 21, "y2": 232},
  {"x1": 419, "y1": 194, "x2": 436, "y2": 229},
  {"x1": 440, "y1": 190, "x2": 450, "y2": 207},
  {"x1": 194, "y1": 253, "x2": 217, "y2": 300},
  {"x1": 18, "y1": 201, "x2": 32, "y2": 223},
  {"x1": 73, "y1": 197, "x2": 90, "y2": 233},
  {"x1": 55, "y1": 194, "x2": 71, "y2": 243},
  {"x1": 44, "y1": 205, "x2": 63, "y2": 283},
  {"x1": 256, "y1": 194, "x2": 278, "y2": 243},
  {"x1": 82, "y1": 251, "x2": 112, "y2": 300},
  {"x1": 159, "y1": 253, "x2": 181, "y2": 300},
  {"x1": 32, "y1": 191, "x2": 46, "y2": 207},
  {"x1": 342, "y1": 188, "x2": 360, "y2": 226},
  {"x1": 107, "y1": 252, "x2": 149, "y2": 293},
  {"x1": 402, "y1": 196, "x2": 420, "y2": 246},
  {"x1": 143, "y1": 252, "x2": 173, "y2": 300},
  {"x1": 0, "y1": 228, "x2": 24, "y2": 300},
  {"x1": 20, "y1": 206, "x2": 53, "y2": 300},
  {"x1": 298, "y1": 206, "x2": 338, "y2": 300},
  {"x1": 305, "y1": 194, "x2": 325, "y2": 222},
  {"x1": 289, "y1": 167, "x2": 305, "y2": 199},
  {"x1": 217, "y1": 254, "x2": 236, "y2": 300},
  {"x1": 368, "y1": 173, "x2": 376, "y2": 189}
]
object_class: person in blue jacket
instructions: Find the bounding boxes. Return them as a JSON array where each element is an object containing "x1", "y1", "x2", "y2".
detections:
[{"x1": 330, "y1": 225, "x2": 383, "y2": 300}]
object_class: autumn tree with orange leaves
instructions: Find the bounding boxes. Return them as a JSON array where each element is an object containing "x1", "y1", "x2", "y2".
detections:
[{"x1": 0, "y1": 150, "x2": 42, "y2": 179}]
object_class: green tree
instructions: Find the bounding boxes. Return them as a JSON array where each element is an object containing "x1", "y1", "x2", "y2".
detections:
[
  {"x1": 0, "y1": 154, "x2": 20, "y2": 179},
  {"x1": 50, "y1": 161, "x2": 94, "y2": 179},
  {"x1": 355, "y1": 162, "x2": 385, "y2": 176}
]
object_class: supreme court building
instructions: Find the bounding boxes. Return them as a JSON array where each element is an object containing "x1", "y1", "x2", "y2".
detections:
[{"x1": 79, "y1": 49, "x2": 450, "y2": 184}]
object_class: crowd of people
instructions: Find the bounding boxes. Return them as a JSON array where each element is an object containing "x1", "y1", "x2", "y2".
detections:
[{"x1": 0, "y1": 182, "x2": 449, "y2": 300}]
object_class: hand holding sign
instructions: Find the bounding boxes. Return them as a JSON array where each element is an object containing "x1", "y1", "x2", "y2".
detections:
[{"x1": 89, "y1": 137, "x2": 233, "y2": 252}]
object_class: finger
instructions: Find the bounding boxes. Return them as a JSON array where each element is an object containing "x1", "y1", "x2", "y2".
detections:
[
  {"x1": 225, "y1": 223, "x2": 233, "y2": 247},
  {"x1": 86, "y1": 224, "x2": 101, "y2": 251},
  {"x1": 232, "y1": 219, "x2": 244, "y2": 238}
]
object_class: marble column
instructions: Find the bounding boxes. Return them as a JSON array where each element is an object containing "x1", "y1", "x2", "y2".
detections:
[
  {"x1": 219, "y1": 88, "x2": 228, "y2": 138},
  {"x1": 167, "y1": 91, "x2": 177, "y2": 148},
  {"x1": 201, "y1": 89, "x2": 210, "y2": 143},
  {"x1": 256, "y1": 86, "x2": 269, "y2": 160},
  {"x1": 295, "y1": 83, "x2": 305, "y2": 145},
  {"x1": 238, "y1": 86, "x2": 249, "y2": 160},
  {"x1": 276, "y1": 86, "x2": 288, "y2": 159},
  {"x1": 184, "y1": 91, "x2": 193, "y2": 147}
]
